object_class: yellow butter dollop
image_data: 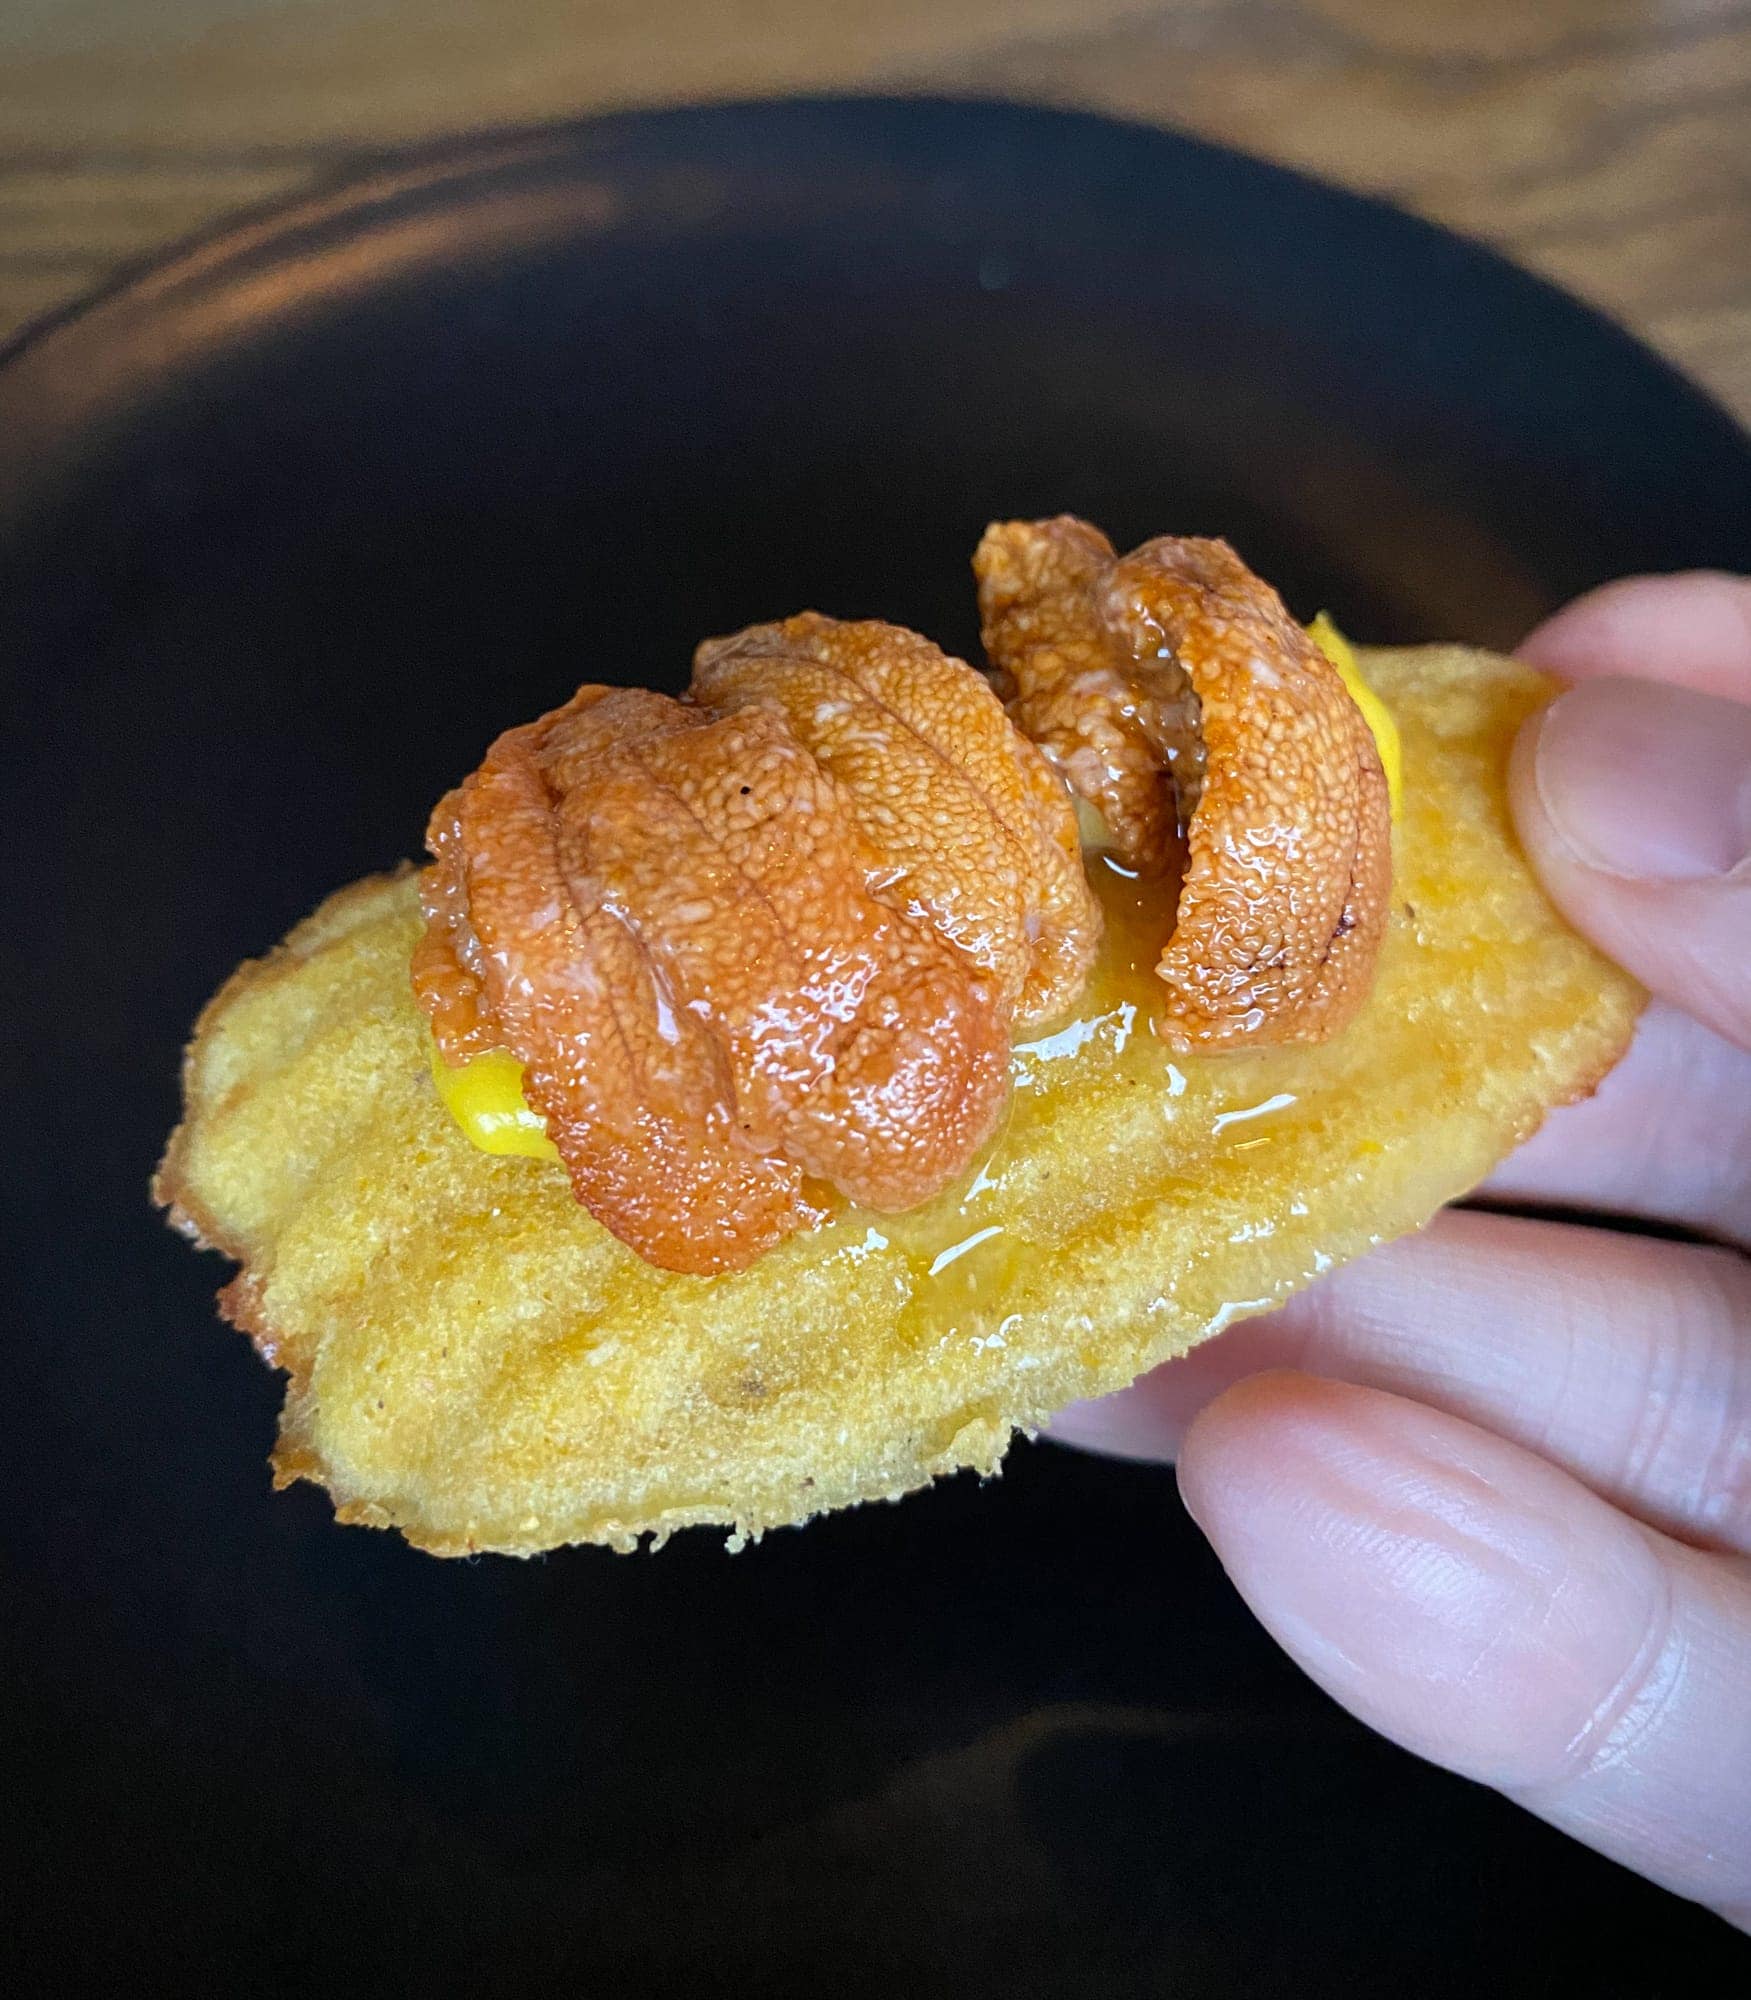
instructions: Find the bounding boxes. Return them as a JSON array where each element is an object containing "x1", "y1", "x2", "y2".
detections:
[
  {"x1": 426, "y1": 1037, "x2": 561, "y2": 1162},
  {"x1": 1308, "y1": 612, "x2": 1402, "y2": 818}
]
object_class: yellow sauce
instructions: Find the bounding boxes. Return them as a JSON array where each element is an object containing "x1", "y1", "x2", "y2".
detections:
[
  {"x1": 864, "y1": 849, "x2": 1177, "y2": 1339},
  {"x1": 420, "y1": 850, "x2": 1318, "y2": 1350},
  {"x1": 427, "y1": 634, "x2": 1398, "y2": 1329}
]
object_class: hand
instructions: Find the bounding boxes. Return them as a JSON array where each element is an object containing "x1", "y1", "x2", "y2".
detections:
[{"x1": 1053, "y1": 571, "x2": 1751, "y2": 1930}]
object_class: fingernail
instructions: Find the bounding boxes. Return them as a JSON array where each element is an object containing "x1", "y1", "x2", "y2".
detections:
[{"x1": 1532, "y1": 678, "x2": 1751, "y2": 881}]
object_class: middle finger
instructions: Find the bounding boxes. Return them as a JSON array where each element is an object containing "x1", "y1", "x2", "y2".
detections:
[
  {"x1": 1052, "y1": 1209, "x2": 1751, "y2": 1556},
  {"x1": 1481, "y1": 1001, "x2": 1751, "y2": 1245}
]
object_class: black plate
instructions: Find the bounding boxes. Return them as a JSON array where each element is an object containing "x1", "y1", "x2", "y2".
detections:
[{"x1": 3, "y1": 98, "x2": 1746, "y2": 1996}]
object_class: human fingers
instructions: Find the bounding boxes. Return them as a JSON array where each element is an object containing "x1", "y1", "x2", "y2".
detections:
[
  {"x1": 1478, "y1": 1001, "x2": 1751, "y2": 1241},
  {"x1": 1519, "y1": 571, "x2": 1751, "y2": 702},
  {"x1": 1052, "y1": 1211, "x2": 1751, "y2": 1557},
  {"x1": 1179, "y1": 1373, "x2": 1751, "y2": 1929},
  {"x1": 1507, "y1": 565, "x2": 1751, "y2": 1070},
  {"x1": 1509, "y1": 677, "x2": 1751, "y2": 1050}
]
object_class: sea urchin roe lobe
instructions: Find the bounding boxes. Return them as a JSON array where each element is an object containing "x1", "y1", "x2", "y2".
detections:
[
  {"x1": 976, "y1": 517, "x2": 1392, "y2": 1053},
  {"x1": 420, "y1": 687, "x2": 820, "y2": 1276},
  {"x1": 414, "y1": 626, "x2": 1099, "y2": 1275},
  {"x1": 428, "y1": 845, "x2": 1173, "y2": 1179},
  {"x1": 692, "y1": 612, "x2": 1099, "y2": 1026},
  {"x1": 975, "y1": 515, "x2": 1204, "y2": 876}
]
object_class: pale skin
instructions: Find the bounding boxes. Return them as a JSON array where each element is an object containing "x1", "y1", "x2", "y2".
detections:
[{"x1": 1053, "y1": 572, "x2": 1751, "y2": 1932}]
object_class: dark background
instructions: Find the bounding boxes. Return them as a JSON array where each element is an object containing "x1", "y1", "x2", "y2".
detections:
[{"x1": 2, "y1": 101, "x2": 1748, "y2": 1994}]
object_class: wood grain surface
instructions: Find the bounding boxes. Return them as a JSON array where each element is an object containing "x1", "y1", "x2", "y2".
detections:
[{"x1": 2, "y1": 0, "x2": 1746, "y2": 424}]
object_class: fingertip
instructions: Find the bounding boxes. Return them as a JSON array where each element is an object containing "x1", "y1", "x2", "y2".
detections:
[
  {"x1": 1176, "y1": 1367, "x2": 1344, "y2": 1535},
  {"x1": 1508, "y1": 679, "x2": 1751, "y2": 1048},
  {"x1": 1519, "y1": 571, "x2": 1751, "y2": 701}
]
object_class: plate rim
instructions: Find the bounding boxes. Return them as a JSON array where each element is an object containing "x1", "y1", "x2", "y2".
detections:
[{"x1": 2, "y1": 90, "x2": 1747, "y2": 460}]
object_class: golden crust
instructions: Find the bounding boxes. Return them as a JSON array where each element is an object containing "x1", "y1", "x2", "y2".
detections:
[{"x1": 156, "y1": 647, "x2": 1641, "y2": 1556}]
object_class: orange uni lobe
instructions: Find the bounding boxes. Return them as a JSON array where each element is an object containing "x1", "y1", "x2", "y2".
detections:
[
  {"x1": 419, "y1": 687, "x2": 813, "y2": 1276},
  {"x1": 414, "y1": 622, "x2": 1100, "y2": 1274},
  {"x1": 692, "y1": 612, "x2": 1097, "y2": 1027},
  {"x1": 976, "y1": 517, "x2": 1392, "y2": 1052}
]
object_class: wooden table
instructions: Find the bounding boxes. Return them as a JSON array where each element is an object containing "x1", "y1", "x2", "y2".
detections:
[{"x1": 2, "y1": 0, "x2": 1746, "y2": 425}]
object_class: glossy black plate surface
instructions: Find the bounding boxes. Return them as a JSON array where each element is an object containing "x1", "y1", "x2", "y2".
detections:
[{"x1": 3, "y1": 98, "x2": 1747, "y2": 1995}]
